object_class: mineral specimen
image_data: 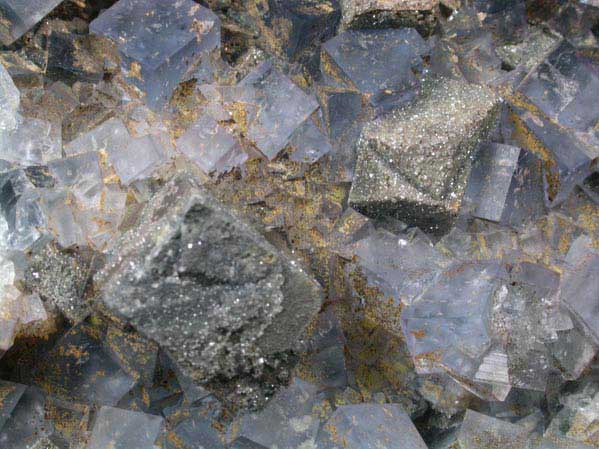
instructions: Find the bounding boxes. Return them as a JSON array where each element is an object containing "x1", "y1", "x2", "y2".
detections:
[
  {"x1": 349, "y1": 78, "x2": 500, "y2": 233},
  {"x1": 97, "y1": 173, "x2": 323, "y2": 384},
  {"x1": 90, "y1": 0, "x2": 220, "y2": 109},
  {"x1": 2, "y1": 0, "x2": 599, "y2": 447}
]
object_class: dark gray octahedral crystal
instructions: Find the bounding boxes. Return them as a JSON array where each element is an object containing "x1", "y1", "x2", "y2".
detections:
[
  {"x1": 96, "y1": 172, "x2": 323, "y2": 385},
  {"x1": 349, "y1": 77, "x2": 500, "y2": 234}
]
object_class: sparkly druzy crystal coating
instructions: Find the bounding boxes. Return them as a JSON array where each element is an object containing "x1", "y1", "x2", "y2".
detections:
[
  {"x1": 349, "y1": 78, "x2": 500, "y2": 233},
  {"x1": 97, "y1": 173, "x2": 323, "y2": 383}
]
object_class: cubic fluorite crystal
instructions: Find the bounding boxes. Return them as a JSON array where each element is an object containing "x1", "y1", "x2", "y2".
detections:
[
  {"x1": 176, "y1": 114, "x2": 246, "y2": 174},
  {"x1": 457, "y1": 410, "x2": 531, "y2": 449},
  {"x1": 90, "y1": 0, "x2": 220, "y2": 109},
  {"x1": 32, "y1": 322, "x2": 136, "y2": 405},
  {"x1": 230, "y1": 378, "x2": 326, "y2": 448},
  {"x1": 511, "y1": 40, "x2": 599, "y2": 205},
  {"x1": 87, "y1": 406, "x2": 163, "y2": 449},
  {"x1": 560, "y1": 236, "x2": 599, "y2": 345},
  {"x1": 238, "y1": 61, "x2": 319, "y2": 160},
  {"x1": 0, "y1": 62, "x2": 19, "y2": 134},
  {"x1": 322, "y1": 28, "x2": 428, "y2": 107},
  {"x1": 463, "y1": 143, "x2": 546, "y2": 226},
  {"x1": 316, "y1": 403, "x2": 428, "y2": 449}
]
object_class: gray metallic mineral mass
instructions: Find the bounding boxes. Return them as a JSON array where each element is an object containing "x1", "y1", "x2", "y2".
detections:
[
  {"x1": 349, "y1": 77, "x2": 500, "y2": 234},
  {"x1": 96, "y1": 172, "x2": 323, "y2": 383}
]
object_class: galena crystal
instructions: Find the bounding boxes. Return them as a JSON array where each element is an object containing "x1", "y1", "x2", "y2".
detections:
[
  {"x1": 97, "y1": 173, "x2": 323, "y2": 384},
  {"x1": 339, "y1": 0, "x2": 438, "y2": 34},
  {"x1": 349, "y1": 78, "x2": 501, "y2": 233}
]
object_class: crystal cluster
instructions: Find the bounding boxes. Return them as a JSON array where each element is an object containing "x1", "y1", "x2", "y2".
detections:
[{"x1": 1, "y1": 0, "x2": 599, "y2": 448}]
